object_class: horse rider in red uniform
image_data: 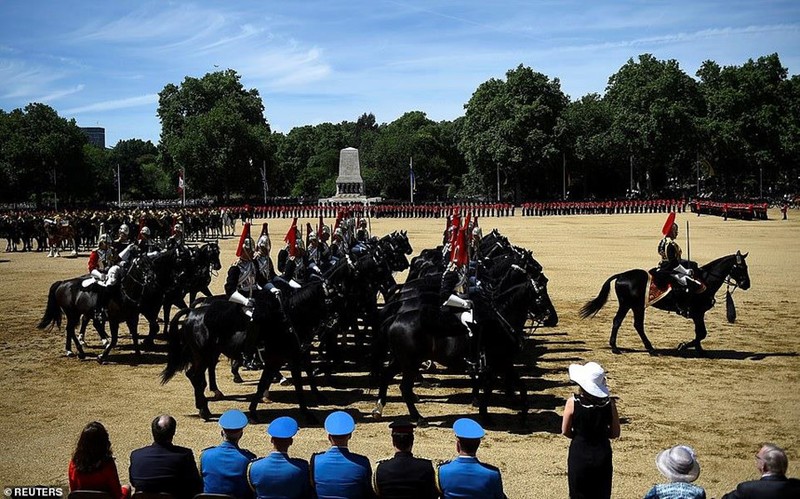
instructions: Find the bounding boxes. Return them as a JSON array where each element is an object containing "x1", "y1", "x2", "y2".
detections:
[
  {"x1": 657, "y1": 220, "x2": 701, "y2": 316},
  {"x1": 85, "y1": 233, "x2": 118, "y2": 324}
]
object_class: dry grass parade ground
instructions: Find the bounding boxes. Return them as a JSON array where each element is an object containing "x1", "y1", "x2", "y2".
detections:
[{"x1": 0, "y1": 210, "x2": 798, "y2": 497}]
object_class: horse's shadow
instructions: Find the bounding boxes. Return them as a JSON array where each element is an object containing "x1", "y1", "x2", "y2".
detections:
[
  {"x1": 96, "y1": 352, "x2": 166, "y2": 365},
  {"x1": 652, "y1": 348, "x2": 798, "y2": 361},
  {"x1": 388, "y1": 410, "x2": 563, "y2": 435}
]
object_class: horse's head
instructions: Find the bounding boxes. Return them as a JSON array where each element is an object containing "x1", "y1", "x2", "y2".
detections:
[
  {"x1": 203, "y1": 242, "x2": 222, "y2": 271},
  {"x1": 730, "y1": 251, "x2": 751, "y2": 290}
]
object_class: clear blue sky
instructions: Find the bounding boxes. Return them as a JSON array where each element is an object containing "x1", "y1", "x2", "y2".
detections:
[{"x1": 1, "y1": 1, "x2": 798, "y2": 147}]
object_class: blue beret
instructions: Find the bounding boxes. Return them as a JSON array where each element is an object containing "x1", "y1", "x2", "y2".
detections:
[
  {"x1": 268, "y1": 416, "x2": 298, "y2": 438},
  {"x1": 219, "y1": 409, "x2": 248, "y2": 431},
  {"x1": 324, "y1": 411, "x2": 355, "y2": 436},
  {"x1": 453, "y1": 418, "x2": 484, "y2": 439}
]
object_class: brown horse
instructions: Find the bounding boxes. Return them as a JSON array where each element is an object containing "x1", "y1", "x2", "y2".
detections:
[{"x1": 44, "y1": 220, "x2": 78, "y2": 257}]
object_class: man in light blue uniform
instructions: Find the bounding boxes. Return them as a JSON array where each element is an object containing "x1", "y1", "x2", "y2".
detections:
[
  {"x1": 311, "y1": 411, "x2": 375, "y2": 498},
  {"x1": 247, "y1": 416, "x2": 310, "y2": 499},
  {"x1": 200, "y1": 409, "x2": 257, "y2": 499},
  {"x1": 436, "y1": 418, "x2": 505, "y2": 499}
]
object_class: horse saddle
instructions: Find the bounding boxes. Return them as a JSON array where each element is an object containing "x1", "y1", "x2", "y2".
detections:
[{"x1": 647, "y1": 269, "x2": 707, "y2": 307}]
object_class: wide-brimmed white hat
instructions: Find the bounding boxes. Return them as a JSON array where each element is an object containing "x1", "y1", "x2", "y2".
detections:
[
  {"x1": 568, "y1": 362, "x2": 610, "y2": 398},
  {"x1": 656, "y1": 445, "x2": 701, "y2": 483}
]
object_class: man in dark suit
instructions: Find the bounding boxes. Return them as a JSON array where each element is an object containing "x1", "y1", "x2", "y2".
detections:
[
  {"x1": 722, "y1": 443, "x2": 800, "y2": 498},
  {"x1": 129, "y1": 414, "x2": 202, "y2": 499},
  {"x1": 373, "y1": 419, "x2": 436, "y2": 498}
]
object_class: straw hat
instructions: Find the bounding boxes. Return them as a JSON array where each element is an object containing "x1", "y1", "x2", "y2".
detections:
[
  {"x1": 656, "y1": 445, "x2": 701, "y2": 483},
  {"x1": 568, "y1": 362, "x2": 610, "y2": 398}
]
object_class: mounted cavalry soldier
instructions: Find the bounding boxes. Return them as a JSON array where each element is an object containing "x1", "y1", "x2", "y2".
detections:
[
  {"x1": 87, "y1": 233, "x2": 113, "y2": 281},
  {"x1": 113, "y1": 224, "x2": 131, "y2": 254},
  {"x1": 657, "y1": 214, "x2": 702, "y2": 316},
  {"x1": 329, "y1": 228, "x2": 346, "y2": 263},
  {"x1": 167, "y1": 222, "x2": 186, "y2": 250},
  {"x1": 440, "y1": 216, "x2": 482, "y2": 372},
  {"x1": 277, "y1": 219, "x2": 305, "y2": 287},
  {"x1": 306, "y1": 230, "x2": 323, "y2": 277},
  {"x1": 225, "y1": 224, "x2": 259, "y2": 317},
  {"x1": 137, "y1": 226, "x2": 160, "y2": 256},
  {"x1": 254, "y1": 223, "x2": 276, "y2": 289},
  {"x1": 84, "y1": 234, "x2": 122, "y2": 323}
]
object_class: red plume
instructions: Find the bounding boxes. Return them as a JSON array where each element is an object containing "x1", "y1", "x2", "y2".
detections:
[
  {"x1": 235, "y1": 222, "x2": 251, "y2": 257},
  {"x1": 306, "y1": 222, "x2": 314, "y2": 245},
  {"x1": 661, "y1": 212, "x2": 677, "y2": 236},
  {"x1": 334, "y1": 210, "x2": 343, "y2": 231},
  {"x1": 137, "y1": 217, "x2": 145, "y2": 241},
  {"x1": 284, "y1": 218, "x2": 298, "y2": 257},
  {"x1": 318, "y1": 215, "x2": 324, "y2": 238},
  {"x1": 451, "y1": 222, "x2": 469, "y2": 266}
]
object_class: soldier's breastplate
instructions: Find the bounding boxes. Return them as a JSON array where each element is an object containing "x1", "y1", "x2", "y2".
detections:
[
  {"x1": 98, "y1": 249, "x2": 110, "y2": 270},
  {"x1": 256, "y1": 256, "x2": 271, "y2": 279},
  {"x1": 238, "y1": 262, "x2": 257, "y2": 292}
]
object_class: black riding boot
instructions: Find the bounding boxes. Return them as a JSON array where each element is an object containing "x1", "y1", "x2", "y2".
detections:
[{"x1": 675, "y1": 288, "x2": 692, "y2": 317}]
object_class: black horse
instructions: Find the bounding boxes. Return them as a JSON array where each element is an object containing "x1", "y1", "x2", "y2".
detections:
[
  {"x1": 161, "y1": 242, "x2": 222, "y2": 335},
  {"x1": 38, "y1": 249, "x2": 183, "y2": 361},
  {"x1": 372, "y1": 264, "x2": 537, "y2": 425},
  {"x1": 160, "y1": 258, "x2": 353, "y2": 421},
  {"x1": 580, "y1": 251, "x2": 751, "y2": 355}
]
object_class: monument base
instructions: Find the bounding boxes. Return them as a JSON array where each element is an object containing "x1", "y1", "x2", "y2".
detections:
[{"x1": 318, "y1": 195, "x2": 382, "y2": 204}]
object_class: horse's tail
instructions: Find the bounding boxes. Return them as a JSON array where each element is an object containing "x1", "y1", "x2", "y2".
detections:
[
  {"x1": 37, "y1": 281, "x2": 63, "y2": 330},
  {"x1": 579, "y1": 273, "x2": 622, "y2": 319},
  {"x1": 160, "y1": 307, "x2": 192, "y2": 384}
]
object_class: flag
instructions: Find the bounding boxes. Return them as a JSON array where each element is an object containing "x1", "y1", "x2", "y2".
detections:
[
  {"x1": 410, "y1": 157, "x2": 416, "y2": 193},
  {"x1": 178, "y1": 170, "x2": 184, "y2": 194}
]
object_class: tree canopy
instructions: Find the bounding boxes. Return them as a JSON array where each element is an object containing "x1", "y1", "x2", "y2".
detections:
[
  {"x1": 2, "y1": 53, "x2": 798, "y2": 206},
  {"x1": 157, "y1": 69, "x2": 272, "y2": 201}
]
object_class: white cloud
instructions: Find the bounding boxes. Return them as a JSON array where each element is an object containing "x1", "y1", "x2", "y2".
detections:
[
  {"x1": 35, "y1": 84, "x2": 86, "y2": 103},
  {"x1": 63, "y1": 94, "x2": 159, "y2": 114},
  {"x1": 0, "y1": 59, "x2": 68, "y2": 99}
]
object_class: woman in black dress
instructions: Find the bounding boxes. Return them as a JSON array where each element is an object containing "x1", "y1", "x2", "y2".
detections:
[{"x1": 561, "y1": 361, "x2": 621, "y2": 499}]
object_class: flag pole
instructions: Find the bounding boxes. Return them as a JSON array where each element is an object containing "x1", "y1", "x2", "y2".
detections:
[
  {"x1": 182, "y1": 168, "x2": 186, "y2": 207},
  {"x1": 409, "y1": 156, "x2": 414, "y2": 204}
]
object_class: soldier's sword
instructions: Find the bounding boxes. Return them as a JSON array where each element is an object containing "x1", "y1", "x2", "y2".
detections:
[{"x1": 686, "y1": 220, "x2": 691, "y2": 262}]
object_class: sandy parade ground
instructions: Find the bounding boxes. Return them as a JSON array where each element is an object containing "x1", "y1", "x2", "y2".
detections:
[{"x1": 0, "y1": 209, "x2": 798, "y2": 498}]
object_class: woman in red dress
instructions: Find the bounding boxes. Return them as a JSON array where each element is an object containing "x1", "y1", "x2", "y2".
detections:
[{"x1": 68, "y1": 421, "x2": 130, "y2": 499}]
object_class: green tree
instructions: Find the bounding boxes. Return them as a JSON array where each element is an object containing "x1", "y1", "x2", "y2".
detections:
[
  {"x1": 363, "y1": 111, "x2": 459, "y2": 200},
  {"x1": 459, "y1": 65, "x2": 569, "y2": 201},
  {"x1": 108, "y1": 139, "x2": 158, "y2": 200},
  {"x1": 158, "y1": 70, "x2": 272, "y2": 201},
  {"x1": 605, "y1": 54, "x2": 703, "y2": 195},
  {"x1": 558, "y1": 94, "x2": 620, "y2": 198},
  {"x1": 697, "y1": 53, "x2": 793, "y2": 196},
  {"x1": 0, "y1": 103, "x2": 88, "y2": 205}
]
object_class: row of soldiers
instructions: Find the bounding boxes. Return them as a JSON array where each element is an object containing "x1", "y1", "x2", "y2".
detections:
[
  {"x1": 521, "y1": 198, "x2": 688, "y2": 216},
  {"x1": 249, "y1": 202, "x2": 516, "y2": 220},
  {"x1": 689, "y1": 200, "x2": 770, "y2": 220}
]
